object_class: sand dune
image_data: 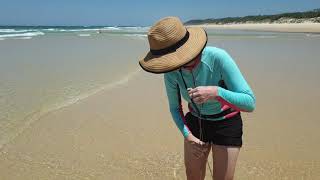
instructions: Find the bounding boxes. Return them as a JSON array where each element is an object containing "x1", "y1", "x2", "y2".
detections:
[{"x1": 189, "y1": 23, "x2": 320, "y2": 33}]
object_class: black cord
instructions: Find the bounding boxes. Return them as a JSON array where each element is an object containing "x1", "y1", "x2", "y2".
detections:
[
  {"x1": 179, "y1": 68, "x2": 203, "y2": 141},
  {"x1": 179, "y1": 68, "x2": 213, "y2": 178}
]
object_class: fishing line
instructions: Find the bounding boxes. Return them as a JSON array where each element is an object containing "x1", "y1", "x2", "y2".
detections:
[{"x1": 179, "y1": 68, "x2": 214, "y2": 179}]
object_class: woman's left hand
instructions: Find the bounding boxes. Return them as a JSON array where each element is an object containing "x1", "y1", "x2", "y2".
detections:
[{"x1": 188, "y1": 86, "x2": 218, "y2": 104}]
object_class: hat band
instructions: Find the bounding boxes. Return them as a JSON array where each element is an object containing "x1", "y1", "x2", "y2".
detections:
[{"x1": 150, "y1": 30, "x2": 190, "y2": 56}]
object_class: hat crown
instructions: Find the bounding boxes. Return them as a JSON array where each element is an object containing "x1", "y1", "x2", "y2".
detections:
[{"x1": 148, "y1": 17, "x2": 187, "y2": 51}]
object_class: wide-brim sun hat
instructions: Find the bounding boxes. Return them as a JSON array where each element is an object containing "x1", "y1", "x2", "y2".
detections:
[{"x1": 139, "y1": 16, "x2": 207, "y2": 74}]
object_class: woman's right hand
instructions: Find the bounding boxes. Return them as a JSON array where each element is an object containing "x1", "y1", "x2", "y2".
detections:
[
  {"x1": 185, "y1": 133, "x2": 208, "y2": 159},
  {"x1": 186, "y1": 133, "x2": 205, "y2": 145}
]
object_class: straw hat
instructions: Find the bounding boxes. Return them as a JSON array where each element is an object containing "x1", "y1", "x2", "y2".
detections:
[{"x1": 139, "y1": 17, "x2": 207, "y2": 73}]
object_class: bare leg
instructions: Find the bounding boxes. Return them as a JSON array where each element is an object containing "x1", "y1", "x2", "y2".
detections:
[
  {"x1": 211, "y1": 145, "x2": 240, "y2": 180},
  {"x1": 184, "y1": 139, "x2": 211, "y2": 180}
]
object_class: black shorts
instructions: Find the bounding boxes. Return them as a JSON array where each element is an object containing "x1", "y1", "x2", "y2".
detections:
[{"x1": 185, "y1": 112, "x2": 243, "y2": 147}]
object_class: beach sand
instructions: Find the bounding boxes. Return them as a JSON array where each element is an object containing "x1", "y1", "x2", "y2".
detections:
[
  {"x1": 189, "y1": 23, "x2": 320, "y2": 33},
  {"x1": 1, "y1": 28, "x2": 320, "y2": 179},
  {"x1": 1, "y1": 68, "x2": 320, "y2": 180}
]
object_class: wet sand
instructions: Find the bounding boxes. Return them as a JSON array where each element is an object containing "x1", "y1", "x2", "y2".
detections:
[
  {"x1": 1, "y1": 29, "x2": 320, "y2": 179},
  {"x1": 1, "y1": 68, "x2": 320, "y2": 179},
  {"x1": 189, "y1": 23, "x2": 320, "y2": 33}
]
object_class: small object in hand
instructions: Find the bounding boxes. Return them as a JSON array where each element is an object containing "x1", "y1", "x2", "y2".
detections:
[{"x1": 187, "y1": 88, "x2": 194, "y2": 98}]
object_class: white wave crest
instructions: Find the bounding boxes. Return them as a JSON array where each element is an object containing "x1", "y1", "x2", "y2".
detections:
[
  {"x1": 58, "y1": 28, "x2": 102, "y2": 32},
  {"x1": 103, "y1": 27, "x2": 121, "y2": 30},
  {"x1": 0, "y1": 31, "x2": 45, "y2": 38},
  {"x1": 42, "y1": 28, "x2": 59, "y2": 31},
  {"x1": 78, "y1": 34, "x2": 91, "y2": 37},
  {"x1": 0, "y1": 29, "x2": 30, "y2": 33}
]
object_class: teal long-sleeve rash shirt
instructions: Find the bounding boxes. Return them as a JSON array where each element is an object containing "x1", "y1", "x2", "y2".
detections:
[{"x1": 164, "y1": 46, "x2": 256, "y2": 138}]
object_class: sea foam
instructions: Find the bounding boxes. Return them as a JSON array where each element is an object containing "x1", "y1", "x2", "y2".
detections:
[
  {"x1": 78, "y1": 34, "x2": 91, "y2": 37},
  {"x1": 103, "y1": 27, "x2": 121, "y2": 30},
  {"x1": 0, "y1": 31, "x2": 45, "y2": 38},
  {"x1": 0, "y1": 29, "x2": 30, "y2": 33}
]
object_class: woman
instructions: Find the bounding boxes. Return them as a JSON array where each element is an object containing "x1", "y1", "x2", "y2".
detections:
[{"x1": 139, "y1": 17, "x2": 256, "y2": 180}]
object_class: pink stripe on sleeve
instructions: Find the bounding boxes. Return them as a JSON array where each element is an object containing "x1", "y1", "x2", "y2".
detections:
[
  {"x1": 221, "y1": 104, "x2": 230, "y2": 111},
  {"x1": 224, "y1": 111, "x2": 240, "y2": 119},
  {"x1": 216, "y1": 96, "x2": 249, "y2": 112}
]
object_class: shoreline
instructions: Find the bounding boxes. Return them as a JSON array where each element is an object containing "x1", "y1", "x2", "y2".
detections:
[
  {"x1": 187, "y1": 23, "x2": 320, "y2": 33},
  {"x1": 0, "y1": 68, "x2": 142, "y2": 151}
]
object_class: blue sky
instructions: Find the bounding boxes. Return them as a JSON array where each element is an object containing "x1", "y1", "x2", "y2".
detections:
[{"x1": 0, "y1": 0, "x2": 320, "y2": 26}]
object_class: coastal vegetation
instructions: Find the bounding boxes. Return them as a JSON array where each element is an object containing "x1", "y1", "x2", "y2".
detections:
[{"x1": 185, "y1": 9, "x2": 320, "y2": 25}]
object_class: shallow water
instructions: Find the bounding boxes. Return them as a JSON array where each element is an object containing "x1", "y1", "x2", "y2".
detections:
[{"x1": 0, "y1": 31, "x2": 148, "y2": 149}]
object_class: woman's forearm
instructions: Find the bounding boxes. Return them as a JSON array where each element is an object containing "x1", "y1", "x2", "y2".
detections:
[
  {"x1": 216, "y1": 87, "x2": 256, "y2": 112},
  {"x1": 169, "y1": 106, "x2": 190, "y2": 138}
]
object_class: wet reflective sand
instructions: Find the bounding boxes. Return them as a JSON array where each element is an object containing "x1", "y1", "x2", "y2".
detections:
[{"x1": 1, "y1": 30, "x2": 320, "y2": 179}]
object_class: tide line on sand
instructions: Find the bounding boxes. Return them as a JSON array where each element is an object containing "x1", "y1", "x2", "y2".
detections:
[{"x1": 0, "y1": 69, "x2": 142, "y2": 151}]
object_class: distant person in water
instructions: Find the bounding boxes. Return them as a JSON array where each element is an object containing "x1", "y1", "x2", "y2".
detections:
[{"x1": 139, "y1": 17, "x2": 256, "y2": 180}]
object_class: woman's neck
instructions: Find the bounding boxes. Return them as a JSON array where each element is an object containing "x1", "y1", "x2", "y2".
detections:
[{"x1": 183, "y1": 57, "x2": 201, "y2": 71}]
